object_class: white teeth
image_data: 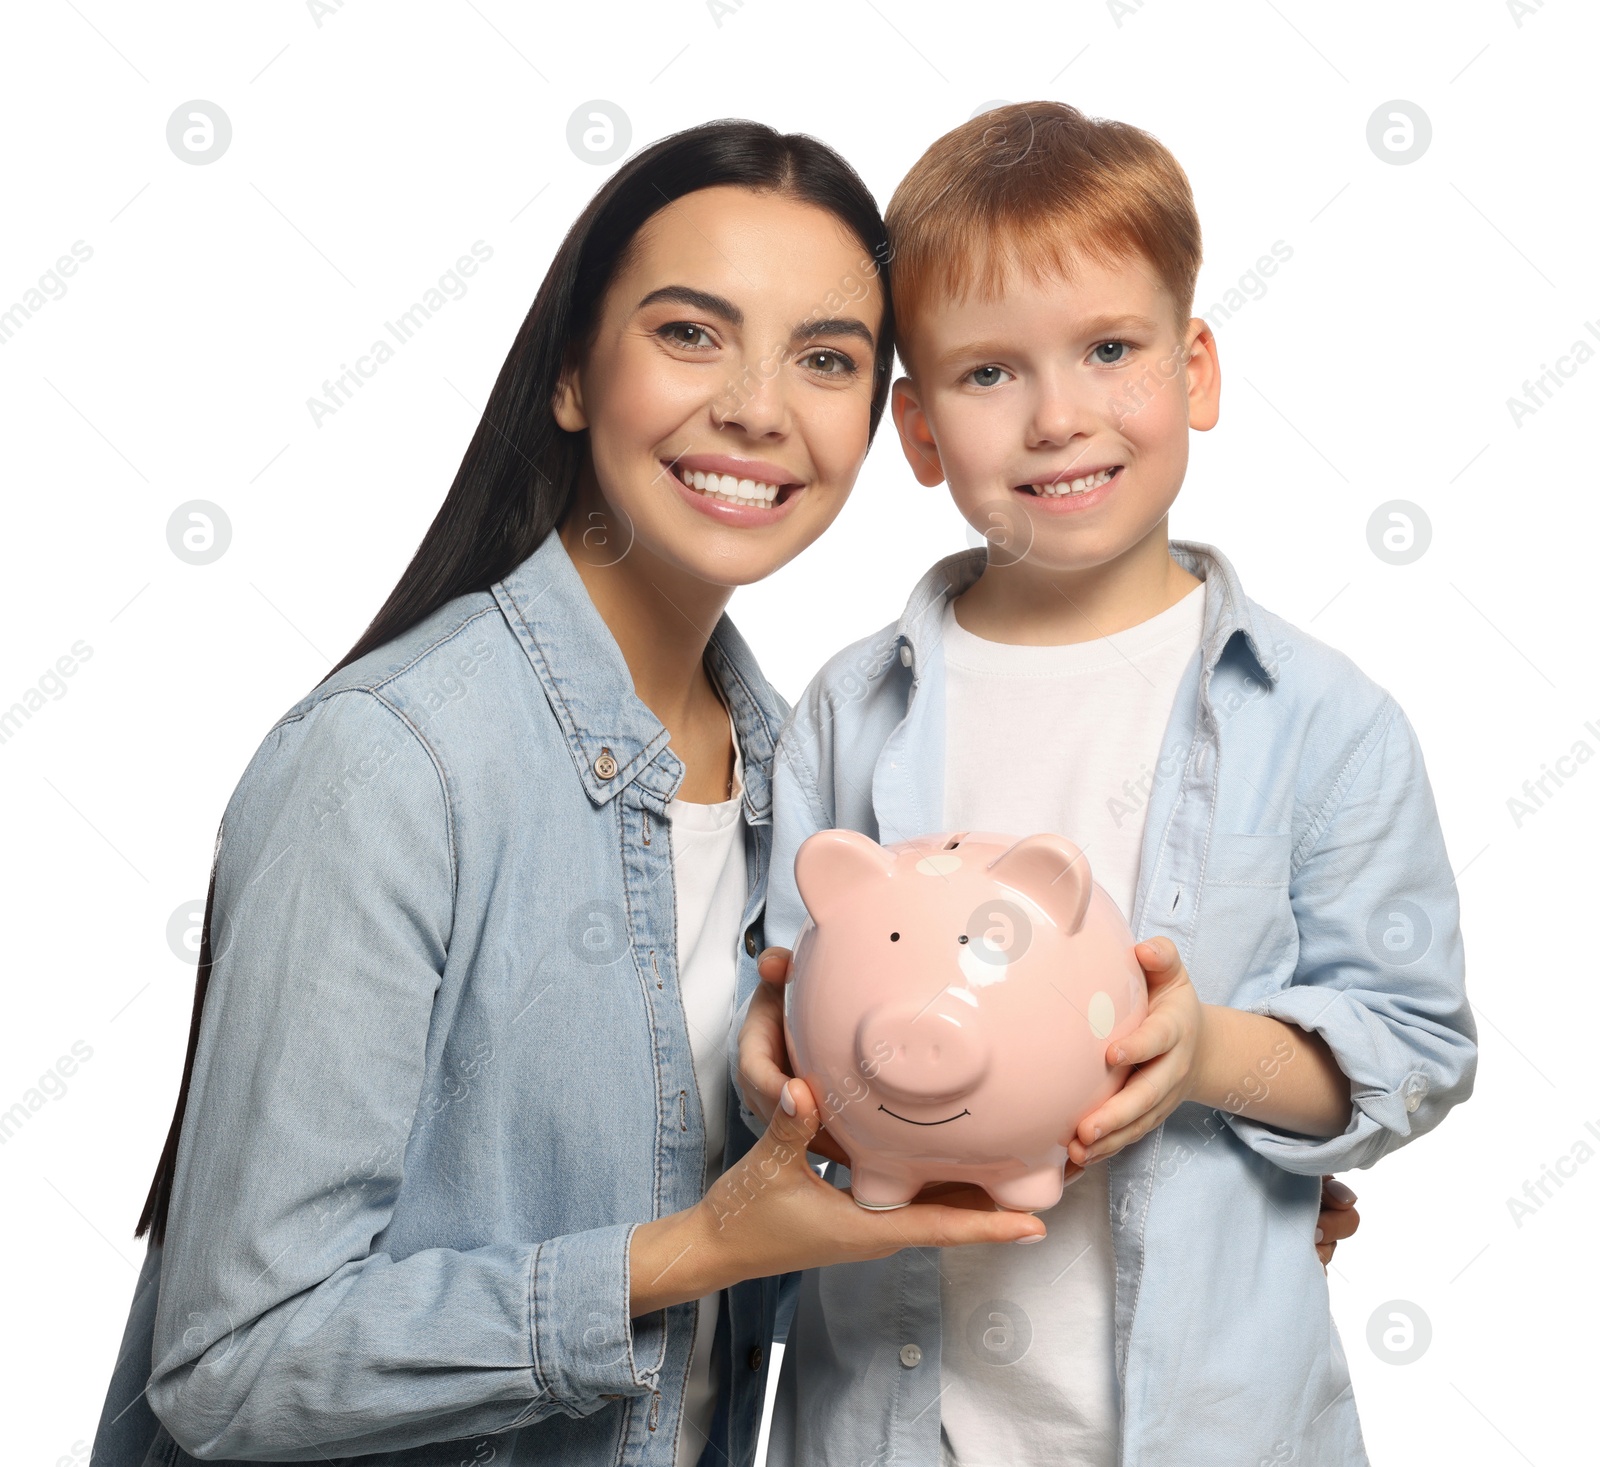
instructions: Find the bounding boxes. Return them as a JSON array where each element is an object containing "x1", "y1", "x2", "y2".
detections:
[
  {"x1": 677, "y1": 466, "x2": 784, "y2": 506},
  {"x1": 1031, "y1": 467, "x2": 1116, "y2": 497}
]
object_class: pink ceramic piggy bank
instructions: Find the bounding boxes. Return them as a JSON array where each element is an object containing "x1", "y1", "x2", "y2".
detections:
[{"x1": 784, "y1": 829, "x2": 1147, "y2": 1212}]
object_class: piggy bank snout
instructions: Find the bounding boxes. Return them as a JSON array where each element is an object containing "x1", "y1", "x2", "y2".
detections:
[{"x1": 855, "y1": 995, "x2": 990, "y2": 1103}]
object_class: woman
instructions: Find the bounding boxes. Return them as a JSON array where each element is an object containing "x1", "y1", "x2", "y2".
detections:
[
  {"x1": 89, "y1": 121, "x2": 1043, "y2": 1467},
  {"x1": 91, "y1": 119, "x2": 1359, "y2": 1466}
]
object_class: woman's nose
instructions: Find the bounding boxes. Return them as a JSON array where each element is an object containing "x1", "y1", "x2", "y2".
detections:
[{"x1": 712, "y1": 359, "x2": 790, "y2": 438}]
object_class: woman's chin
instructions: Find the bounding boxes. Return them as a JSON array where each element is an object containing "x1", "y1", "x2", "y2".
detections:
[
  {"x1": 667, "y1": 538, "x2": 802, "y2": 592},
  {"x1": 624, "y1": 488, "x2": 828, "y2": 588}
]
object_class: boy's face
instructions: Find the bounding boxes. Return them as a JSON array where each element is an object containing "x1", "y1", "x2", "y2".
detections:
[{"x1": 891, "y1": 251, "x2": 1220, "y2": 574}]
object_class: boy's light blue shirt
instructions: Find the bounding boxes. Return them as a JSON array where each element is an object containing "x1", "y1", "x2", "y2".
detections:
[{"x1": 735, "y1": 540, "x2": 1475, "y2": 1467}]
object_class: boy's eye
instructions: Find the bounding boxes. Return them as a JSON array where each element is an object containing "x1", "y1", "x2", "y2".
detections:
[
  {"x1": 660, "y1": 322, "x2": 716, "y2": 349},
  {"x1": 1092, "y1": 340, "x2": 1131, "y2": 364},
  {"x1": 967, "y1": 364, "x2": 1010, "y2": 388},
  {"x1": 801, "y1": 348, "x2": 858, "y2": 377}
]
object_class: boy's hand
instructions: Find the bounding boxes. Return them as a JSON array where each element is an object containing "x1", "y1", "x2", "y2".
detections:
[
  {"x1": 1066, "y1": 937, "x2": 1202, "y2": 1167},
  {"x1": 735, "y1": 947, "x2": 850, "y2": 1166}
]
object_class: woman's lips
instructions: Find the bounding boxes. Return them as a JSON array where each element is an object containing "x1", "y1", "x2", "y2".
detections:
[
  {"x1": 669, "y1": 452, "x2": 803, "y2": 490},
  {"x1": 663, "y1": 458, "x2": 806, "y2": 527}
]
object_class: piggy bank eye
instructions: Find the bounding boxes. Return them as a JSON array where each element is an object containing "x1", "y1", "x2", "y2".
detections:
[
  {"x1": 889, "y1": 932, "x2": 900, "y2": 942},
  {"x1": 958, "y1": 934, "x2": 969, "y2": 944}
]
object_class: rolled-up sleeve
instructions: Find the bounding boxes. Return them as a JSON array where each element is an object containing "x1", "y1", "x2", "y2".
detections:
[
  {"x1": 1225, "y1": 701, "x2": 1477, "y2": 1174},
  {"x1": 147, "y1": 689, "x2": 664, "y2": 1460}
]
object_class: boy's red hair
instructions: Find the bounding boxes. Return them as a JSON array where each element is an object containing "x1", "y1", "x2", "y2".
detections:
[{"x1": 885, "y1": 101, "x2": 1203, "y2": 363}]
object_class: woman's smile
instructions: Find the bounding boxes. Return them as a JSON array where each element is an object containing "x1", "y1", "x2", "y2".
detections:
[{"x1": 663, "y1": 449, "x2": 808, "y2": 525}]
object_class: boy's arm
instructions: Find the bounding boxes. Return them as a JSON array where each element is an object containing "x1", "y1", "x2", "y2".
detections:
[
  {"x1": 1220, "y1": 698, "x2": 1475, "y2": 1172},
  {"x1": 1188, "y1": 1005, "x2": 1352, "y2": 1135},
  {"x1": 1074, "y1": 699, "x2": 1474, "y2": 1173}
]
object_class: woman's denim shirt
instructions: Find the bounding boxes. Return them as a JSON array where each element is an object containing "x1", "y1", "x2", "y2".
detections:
[
  {"x1": 93, "y1": 530, "x2": 787, "y2": 1466},
  {"x1": 739, "y1": 541, "x2": 1477, "y2": 1467}
]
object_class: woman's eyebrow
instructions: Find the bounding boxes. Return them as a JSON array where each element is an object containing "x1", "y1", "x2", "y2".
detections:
[
  {"x1": 793, "y1": 316, "x2": 874, "y2": 347},
  {"x1": 636, "y1": 284, "x2": 742, "y2": 323}
]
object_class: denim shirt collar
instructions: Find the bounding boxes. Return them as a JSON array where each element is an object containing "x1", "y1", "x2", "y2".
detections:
[
  {"x1": 492, "y1": 530, "x2": 780, "y2": 821},
  {"x1": 891, "y1": 538, "x2": 1280, "y2": 689}
]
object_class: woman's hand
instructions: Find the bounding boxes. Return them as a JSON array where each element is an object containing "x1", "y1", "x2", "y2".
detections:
[
  {"x1": 735, "y1": 946, "x2": 850, "y2": 1165},
  {"x1": 1316, "y1": 1176, "x2": 1359, "y2": 1269},
  {"x1": 1066, "y1": 937, "x2": 1202, "y2": 1167},
  {"x1": 628, "y1": 1076, "x2": 1044, "y2": 1315}
]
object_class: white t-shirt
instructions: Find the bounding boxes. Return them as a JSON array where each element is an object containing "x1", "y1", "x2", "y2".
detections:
[
  {"x1": 936, "y1": 582, "x2": 1206, "y2": 1467},
  {"x1": 668, "y1": 715, "x2": 748, "y2": 1467}
]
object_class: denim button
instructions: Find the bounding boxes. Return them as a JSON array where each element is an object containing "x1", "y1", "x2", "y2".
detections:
[
  {"x1": 748, "y1": 1345, "x2": 764, "y2": 1370},
  {"x1": 594, "y1": 750, "x2": 618, "y2": 780},
  {"x1": 899, "y1": 1342, "x2": 923, "y2": 1367},
  {"x1": 744, "y1": 930, "x2": 758, "y2": 957},
  {"x1": 899, "y1": 643, "x2": 913, "y2": 667}
]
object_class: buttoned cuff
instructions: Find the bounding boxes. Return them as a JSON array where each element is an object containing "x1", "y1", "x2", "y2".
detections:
[
  {"x1": 1223, "y1": 987, "x2": 1436, "y2": 1174},
  {"x1": 529, "y1": 1222, "x2": 667, "y2": 1415}
]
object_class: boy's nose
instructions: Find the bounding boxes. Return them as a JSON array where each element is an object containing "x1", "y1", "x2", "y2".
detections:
[
  {"x1": 1025, "y1": 404, "x2": 1092, "y2": 450},
  {"x1": 1024, "y1": 376, "x2": 1097, "y2": 449}
]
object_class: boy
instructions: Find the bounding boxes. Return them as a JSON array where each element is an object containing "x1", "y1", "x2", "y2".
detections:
[{"x1": 733, "y1": 102, "x2": 1475, "y2": 1465}]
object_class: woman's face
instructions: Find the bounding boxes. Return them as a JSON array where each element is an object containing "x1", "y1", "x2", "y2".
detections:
[{"x1": 555, "y1": 185, "x2": 886, "y2": 587}]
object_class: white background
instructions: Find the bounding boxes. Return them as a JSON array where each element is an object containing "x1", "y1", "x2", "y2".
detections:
[{"x1": 2, "y1": 1, "x2": 1595, "y2": 1462}]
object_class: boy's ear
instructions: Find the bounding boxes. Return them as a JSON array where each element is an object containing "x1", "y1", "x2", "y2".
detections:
[
  {"x1": 552, "y1": 363, "x2": 588, "y2": 432},
  {"x1": 891, "y1": 376, "x2": 947, "y2": 487},
  {"x1": 1184, "y1": 318, "x2": 1221, "y2": 433}
]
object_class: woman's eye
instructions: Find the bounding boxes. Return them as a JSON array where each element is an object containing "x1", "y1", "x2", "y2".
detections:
[
  {"x1": 661, "y1": 322, "x2": 715, "y2": 349},
  {"x1": 1092, "y1": 340, "x2": 1131, "y2": 365},
  {"x1": 967, "y1": 364, "x2": 1009, "y2": 388},
  {"x1": 802, "y1": 348, "x2": 857, "y2": 376}
]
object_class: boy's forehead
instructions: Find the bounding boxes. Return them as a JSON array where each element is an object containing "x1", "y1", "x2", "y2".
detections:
[{"x1": 907, "y1": 250, "x2": 1178, "y2": 359}]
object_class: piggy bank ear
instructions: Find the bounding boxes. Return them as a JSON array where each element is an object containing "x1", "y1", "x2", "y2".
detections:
[
  {"x1": 795, "y1": 829, "x2": 896, "y2": 921},
  {"x1": 987, "y1": 834, "x2": 1092, "y2": 936}
]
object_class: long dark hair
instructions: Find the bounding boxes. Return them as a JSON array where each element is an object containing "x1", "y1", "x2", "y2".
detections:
[{"x1": 135, "y1": 120, "x2": 894, "y2": 1245}]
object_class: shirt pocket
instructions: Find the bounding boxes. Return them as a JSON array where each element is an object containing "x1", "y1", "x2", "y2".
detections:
[
  {"x1": 1205, "y1": 831, "x2": 1292, "y2": 887},
  {"x1": 1195, "y1": 832, "x2": 1298, "y2": 1002}
]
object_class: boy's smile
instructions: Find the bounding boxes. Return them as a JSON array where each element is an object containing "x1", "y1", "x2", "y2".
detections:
[
  {"x1": 891, "y1": 250, "x2": 1220, "y2": 586},
  {"x1": 1016, "y1": 462, "x2": 1122, "y2": 511}
]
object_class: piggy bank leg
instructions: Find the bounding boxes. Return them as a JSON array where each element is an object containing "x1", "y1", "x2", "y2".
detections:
[
  {"x1": 849, "y1": 1167, "x2": 920, "y2": 1211},
  {"x1": 987, "y1": 1164, "x2": 1068, "y2": 1214}
]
